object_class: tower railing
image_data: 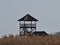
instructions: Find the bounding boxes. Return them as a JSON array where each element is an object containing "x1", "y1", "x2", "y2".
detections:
[{"x1": 20, "y1": 24, "x2": 36, "y2": 28}]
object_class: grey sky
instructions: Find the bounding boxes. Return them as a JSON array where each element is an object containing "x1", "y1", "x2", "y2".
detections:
[{"x1": 0, "y1": 0, "x2": 60, "y2": 37}]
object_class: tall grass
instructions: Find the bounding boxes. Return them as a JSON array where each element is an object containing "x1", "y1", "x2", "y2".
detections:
[{"x1": 0, "y1": 35, "x2": 60, "y2": 45}]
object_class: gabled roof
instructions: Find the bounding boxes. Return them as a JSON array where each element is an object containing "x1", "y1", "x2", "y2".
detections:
[{"x1": 18, "y1": 14, "x2": 38, "y2": 21}]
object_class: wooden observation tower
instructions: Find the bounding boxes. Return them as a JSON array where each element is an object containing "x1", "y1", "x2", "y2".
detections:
[{"x1": 18, "y1": 14, "x2": 38, "y2": 36}]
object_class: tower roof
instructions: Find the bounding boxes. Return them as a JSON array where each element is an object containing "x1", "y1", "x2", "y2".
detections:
[{"x1": 18, "y1": 14, "x2": 38, "y2": 21}]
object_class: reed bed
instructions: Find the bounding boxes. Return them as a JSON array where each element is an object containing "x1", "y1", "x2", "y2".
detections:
[{"x1": 0, "y1": 35, "x2": 60, "y2": 45}]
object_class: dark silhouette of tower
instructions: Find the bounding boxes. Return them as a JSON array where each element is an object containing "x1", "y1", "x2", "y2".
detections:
[{"x1": 18, "y1": 14, "x2": 38, "y2": 36}]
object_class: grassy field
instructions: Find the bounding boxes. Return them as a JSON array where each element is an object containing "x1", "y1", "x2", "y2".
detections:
[{"x1": 0, "y1": 35, "x2": 60, "y2": 45}]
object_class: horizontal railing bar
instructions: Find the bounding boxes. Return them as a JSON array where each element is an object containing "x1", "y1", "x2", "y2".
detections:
[{"x1": 20, "y1": 24, "x2": 36, "y2": 28}]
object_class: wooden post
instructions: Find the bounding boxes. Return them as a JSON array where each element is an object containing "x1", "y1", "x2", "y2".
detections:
[
  {"x1": 24, "y1": 21, "x2": 25, "y2": 36},
  {"x1": 31, "y1": 21, "x2": 32, "y2": 35},
  {"x1": 35, "y1": 21, "x2": 36, "y2": 31},
  {"x1": 19, "y1": 21, "x2": 21, "y2": 36}
]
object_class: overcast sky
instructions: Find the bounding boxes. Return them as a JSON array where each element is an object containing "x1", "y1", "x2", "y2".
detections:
[{"x1": 0, "y1": 0, "x2": 60, "y2": 37}]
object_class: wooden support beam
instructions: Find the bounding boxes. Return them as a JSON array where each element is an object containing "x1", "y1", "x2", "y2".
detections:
[
  {"x1": 31, "y1": 21, "x2": 32, "y2": 35},
  {"x1": 35, "y1": 21, "x2": 36, "y2": 31},
  {"x1": 19, "y1": 21, "x2": 21, "y2": 36},
  {"x1": 24, "y1": 21, "x2": 25, "y2": 36}
]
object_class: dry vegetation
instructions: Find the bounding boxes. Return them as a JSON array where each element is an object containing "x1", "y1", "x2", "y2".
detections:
[{"x1": 0, "y1": 35, "x2": 60, "y2": 45}]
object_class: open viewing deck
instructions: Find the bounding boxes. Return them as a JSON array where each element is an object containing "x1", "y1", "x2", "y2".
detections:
[{"x1": 20, "y1": 24, "x2": 36, "y2": 28}]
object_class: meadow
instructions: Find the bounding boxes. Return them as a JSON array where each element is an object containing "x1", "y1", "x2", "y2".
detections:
[{"x1": 0, "y1": 35, "x2": 60, "y2": 45}]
